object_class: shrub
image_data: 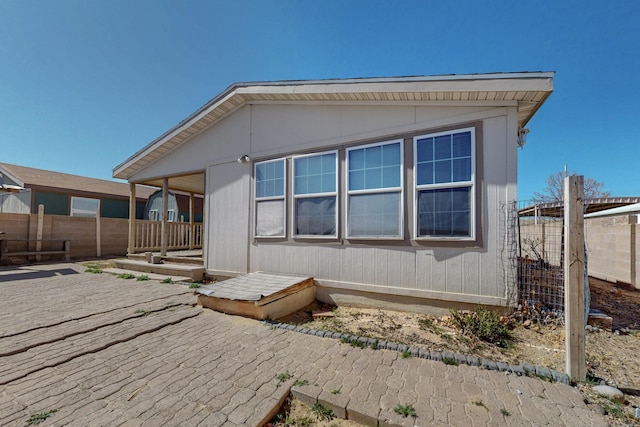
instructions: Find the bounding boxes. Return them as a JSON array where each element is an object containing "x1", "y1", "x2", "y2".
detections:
[{"x1": 450, "y1": 307, "x2": 513, "y2": 348}]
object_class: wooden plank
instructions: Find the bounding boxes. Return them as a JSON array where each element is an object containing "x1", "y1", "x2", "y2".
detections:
[
  {"x1": 564, "y1": 175, "x2": 586, "y2": 382},
  {"x1": 6, "y1": 251, "x2": 68, "y2": 257}
]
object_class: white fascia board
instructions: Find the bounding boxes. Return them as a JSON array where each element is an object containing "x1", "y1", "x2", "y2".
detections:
[
  {"x1": 113, "y1": 90, "x2": 244, "y2": 179},
  {"x1": 585, "y1": 203, "x2": 640, "y2": 218}
]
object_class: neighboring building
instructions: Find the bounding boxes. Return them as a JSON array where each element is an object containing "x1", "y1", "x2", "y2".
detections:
[
  {"x1": 0, "y1": 163, "x2": 155, "y2": 218},
  {"x1": 114, "y1": 73, "x2": 554, "y2": 311},
  {"x1": 585, "y1": 202, "x2": 640, "y2": 289},
  {"x1": 145, "y1": 189, "x2": 204, "y2": 222}
]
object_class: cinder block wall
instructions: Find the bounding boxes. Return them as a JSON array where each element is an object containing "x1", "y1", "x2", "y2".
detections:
[
  {"x1": 517, "y1": 214, "x2": 638, "y2": 290},
  {"x1": 0, "y1": 213, "x2": 129, "y2": 259},
  {"x1": 586, "y1": 215, "x2": 638, "y2": 289},
  {"x1": 518, "y1": 220, "x2": 563, "y2": 267}
]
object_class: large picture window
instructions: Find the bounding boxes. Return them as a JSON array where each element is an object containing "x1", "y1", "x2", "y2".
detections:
[
  {"x1": 255, "y1": 158, "x2": 286, "y2": 237},
  {"x1": 70, "y1": 197, "x2": 100, "y2": 218},
  {"x1": 347, "y1": 140, "x2": 403, "y2": 238},
  {"x1": 293, "y1": 151, "x2": 337, "y2": 237},
  {"x1": 414, "y1": 128, "x2": 475, "y2": 238}
]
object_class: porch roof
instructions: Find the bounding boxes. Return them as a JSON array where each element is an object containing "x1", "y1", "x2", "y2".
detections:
[{"x1": 113, "y1": 72, "x2": 555, "y2": 192}]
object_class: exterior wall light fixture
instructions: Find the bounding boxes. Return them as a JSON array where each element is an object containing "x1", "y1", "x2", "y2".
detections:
[{"x1": 517, "y1": 128, "x2": 529, "y2": 148}]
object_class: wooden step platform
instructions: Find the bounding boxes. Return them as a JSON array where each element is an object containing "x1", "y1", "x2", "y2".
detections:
[
  {"x1": 195, "y1": 272, "x2": 315, "y2": 320},
  {"x1": 114, "y1": 259, "x2": 205, "y2": 281}
]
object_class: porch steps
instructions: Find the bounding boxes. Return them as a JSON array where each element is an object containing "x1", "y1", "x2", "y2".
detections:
[
  {"x1": 127, "y1": 252, "x2": 203, "y2": 266},
  {"x1": 195, "y1": 272, "x2": 315, "y2": 320},
  {"x1": 114, "y1": 259, "x2": 205, "y2": 281}
]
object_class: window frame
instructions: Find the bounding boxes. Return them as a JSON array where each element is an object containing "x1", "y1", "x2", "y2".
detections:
[
  {"x1": 254, "y1": 157, "x2": 287, "y2": 238},
  {"x1": 413, "y1": 127, "x2": 476, "y2": 240},
  {"x1": 291, "y1": 150, "x2": 339, "y2": 239},
  {"x1": 345, "y1": 139, "x2": 404, "y2": 240},
  {"x1": 70, "y1": 196, "x2": 100, "y2": 218}
]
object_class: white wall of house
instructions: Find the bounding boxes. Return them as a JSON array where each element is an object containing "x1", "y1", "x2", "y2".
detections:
[{"x1": 129, "y1": 102, "x2": 519, "y2": 307}]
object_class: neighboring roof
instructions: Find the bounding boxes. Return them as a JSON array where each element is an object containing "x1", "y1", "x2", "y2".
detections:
[
  {"x1": 584, "y1": 202, "x2": 640, "y2": 218},
  {"x1": 113, "y1": 72, "x2": 555, "y2": 182},
  {"x1": 0, "y1": 163, "x2": 156, "y2": 199},
  {"x1": 519, "y1": 197, "x2": 640, "y2": 218}
]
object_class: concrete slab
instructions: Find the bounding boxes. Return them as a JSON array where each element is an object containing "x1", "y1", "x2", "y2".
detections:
[
  {"x1": 114, "y1": 259, "x2": 205, "y2": 281},
  {"x1": 102, "y1": 267, "x2": 193, "y2": 283}
]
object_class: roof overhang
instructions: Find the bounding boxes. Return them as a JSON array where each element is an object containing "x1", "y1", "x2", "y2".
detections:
[
  {"x1": 113, "y1": 72, "x2": 554, "y2": 184},
  {"x1": 0, "y1": 184, "x2": 25, "y2": 192},
  {"x1": 520, "y1": 197, "x2": 640, "y2": 218}
]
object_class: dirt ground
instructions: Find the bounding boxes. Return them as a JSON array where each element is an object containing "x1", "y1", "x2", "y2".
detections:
[{"x1": 276, "y1": 277, "x2": 640, "y2": 426}]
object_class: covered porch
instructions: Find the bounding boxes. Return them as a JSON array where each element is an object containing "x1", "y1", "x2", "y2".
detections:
[{"x1": 125, "y1": 172, "x2": 205, "y2": 258}]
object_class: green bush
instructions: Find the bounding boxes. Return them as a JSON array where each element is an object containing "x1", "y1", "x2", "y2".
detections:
[{"x1": 450, "y1": 307, "x2": 513, "y2": 348}]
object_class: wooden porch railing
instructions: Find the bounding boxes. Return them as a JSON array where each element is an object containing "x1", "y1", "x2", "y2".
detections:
[{"x1": 132, "y1": 220, "x2": 202, "y2": 253}]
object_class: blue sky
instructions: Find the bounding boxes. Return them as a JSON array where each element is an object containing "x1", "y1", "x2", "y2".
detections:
[{"x1": 1, "y1": 0, "x2": 638, "y2": 200}]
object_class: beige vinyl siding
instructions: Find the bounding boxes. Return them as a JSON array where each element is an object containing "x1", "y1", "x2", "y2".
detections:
[
  {"x1": 205, "y1": 161, "x2": 250, "y2": 274},
  {"x1": 131, "y1": 107, "x2": 251, "y2": 182},
  {"x1": 242, "y1": 105, "x2": 515, "y2": 303},
  {"x1": 131, "y1": 101, "x2": 518, "y2": 304}
]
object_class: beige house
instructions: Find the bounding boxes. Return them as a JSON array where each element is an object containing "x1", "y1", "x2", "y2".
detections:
[{"x1": 113, "y1": 73, "x2": 554, "y2": 311}]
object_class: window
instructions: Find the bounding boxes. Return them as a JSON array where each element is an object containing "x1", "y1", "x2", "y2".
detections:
[
  {"x1": 255, "y1": 158, "x2": 286, "y2": 237},
  {"x1": 149, "y1": 209, "x2": 176, "y2": 221},
  {"x1": 70, "y1": 197, "x2": 100, "y2": 218},
  {"x1": 414, "y1": 128, "x2": 475, "y2": 238},
  {"x1": 347, "y1": 140, "x2": 403, "y2": 238},
  {"x1": 293, "y1": 151, "x2": 337, "y2": 237}
]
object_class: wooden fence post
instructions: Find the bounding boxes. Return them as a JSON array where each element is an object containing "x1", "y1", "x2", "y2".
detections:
[
  {"x1": 564, "y1": 175, "x2": 586, "y2": 382},
  {"x1": 36, "y1": 204, "x2": 44, "y2": 262},
  {"x1": 96, "y1": 203, "x2": 101, "y2": 258}
]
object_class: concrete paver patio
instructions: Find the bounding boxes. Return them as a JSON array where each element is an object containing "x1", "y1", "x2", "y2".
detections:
[{"x1": 0, "y1": 263, "x2": 607, "y2": 426}]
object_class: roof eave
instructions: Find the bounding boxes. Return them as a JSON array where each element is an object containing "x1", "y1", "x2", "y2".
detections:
[{"x1": 114, "y1": 72, "x2": 555, "y2": 180}]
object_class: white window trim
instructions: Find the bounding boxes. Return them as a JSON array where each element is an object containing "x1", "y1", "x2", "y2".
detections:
[
  {"x1": 149, "y1": 209, "x2": 159, "y2": 221},
  {"x1": 70, "y1": 196, "x2": 100, "y2": 218},
  {"x1": 291, "y1": 150, "x2": 339, "y2": 239},
  {"x1": 346, "y1": 139, "x2": 404, "y2": 240},
  {"x1": 413, "y1": 127, "x2": 476, "y2": 241},
  {"x1": 254, "y1": 158, "x2": 287, "y2": 238},
  {"x1": 167, "y1": 209, "x2": 176, "y2": 222}
]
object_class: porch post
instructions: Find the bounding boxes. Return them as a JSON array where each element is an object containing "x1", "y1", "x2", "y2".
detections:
[
  {"x1": 127, "y1": 183, "x2": 136, "y2": 255},
  {"x1": 161, "y1": 178, "x2": 168, "y2": 257},
  {"x1": 189, "y1": 192, "x2": 195, "y2": 250}
]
